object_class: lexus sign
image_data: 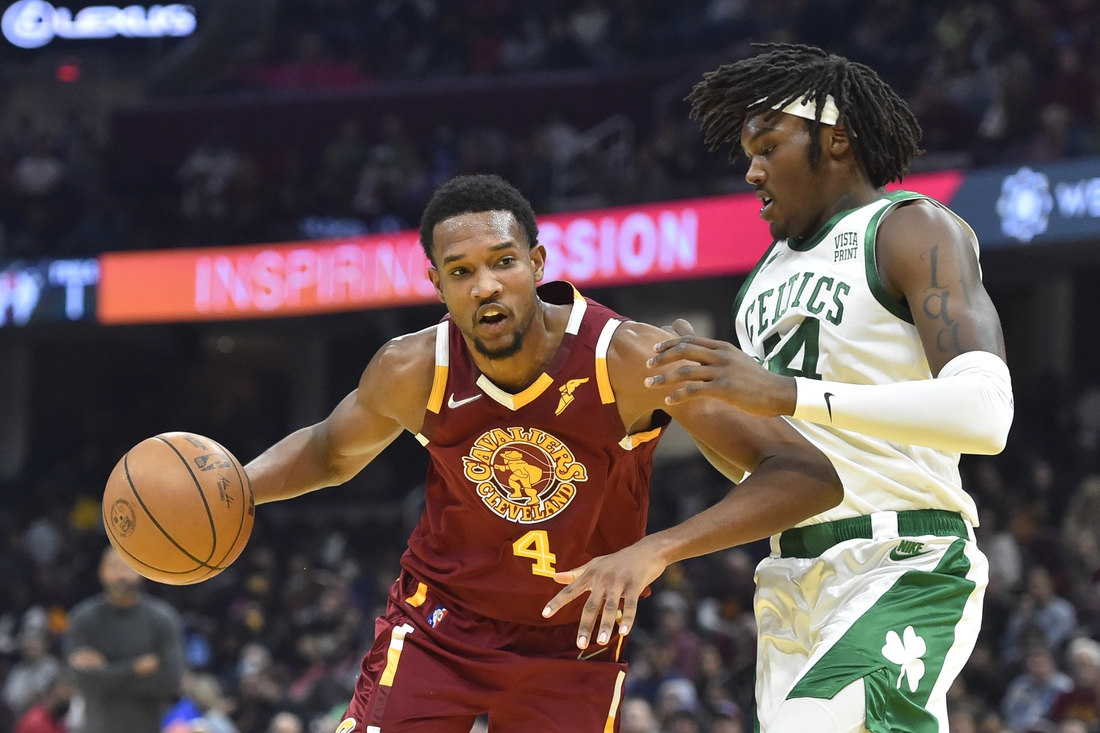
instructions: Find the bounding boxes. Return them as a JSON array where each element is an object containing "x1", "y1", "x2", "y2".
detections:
[{"x1": 2, "y1": 1, "x2": 195, "y2": 49}]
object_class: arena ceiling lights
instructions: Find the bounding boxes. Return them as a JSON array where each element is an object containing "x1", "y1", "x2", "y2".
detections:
[{"x1": 1, "y1": 0, "x2": 195, "y2": 49}]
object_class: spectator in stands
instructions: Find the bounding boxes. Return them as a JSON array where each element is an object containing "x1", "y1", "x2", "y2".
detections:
[
  {"x1": 711, "y1": 712, "x2": 743, "y2": 733},
  {"x1": 233, "y1": 643, "x2": 290, "y2": 733},
  {"x1": 977, "y1": 709, "x2": 1010, "y2": 733},
  {"x1": 2, "y1": 628, "x2": 61, "y2": 719},
  {"x1": 266, "y1": 711, "x2": 302, "y2": 733},
  {"x1": 654, "y1": 677, "x2": 700, "y2": 730},
  {"x1": 663, "y1": 709, "x2": 703, "y2": 733},
  {"x1": 1002, "y1": 566, "x2": 1079, "y2": 664},
  {"x1": 655, "y1": 590, "x2": 701, "y2": 682},
  {"x1": 1063, "y1": 476, "x2": 1100, "y2": 623},
  {"x1": 1002, "y1": 646, "x2": 1074, "y2": 732},
  {"x1": 621, "y1": 697, "x2": 660, "y2": 733},
  {"x1": 12, "y1": 673, "x2": 71, "y2": 733},
  {"x1": 65, "y1": 547, "x2": 184, "y2": 733},
  {"x1": 1049, "y1": 637, "x2": 1100, "y2": 728}
]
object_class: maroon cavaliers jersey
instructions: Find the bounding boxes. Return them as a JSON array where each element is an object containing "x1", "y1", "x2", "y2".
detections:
[{"x1": 400, "y1": 282, "x2": 668, "y2": 626}]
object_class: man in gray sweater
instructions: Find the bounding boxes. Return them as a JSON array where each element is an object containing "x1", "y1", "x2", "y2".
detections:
[{"x1": 66, "y1": 547, "x2": 184, "y2": 733}]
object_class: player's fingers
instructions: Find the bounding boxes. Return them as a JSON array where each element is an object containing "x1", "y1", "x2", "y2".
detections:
[
  {"x1": 619, "y1": 592, "x2": 640, "y2": 636},
  {"x1": 647, "y1": 340, "x2": 725, "y2": 368},
  {"x1": 552, "y1": 563, "x2": 587, "y2": 585},
  {"x1": 660, "y1": 319, "x2": 696, "y2": 338},
  {"x1": 652, "y1": 334, "x2": 692, "y2": 354},
  {"x1": 646, "y1": 363, "x2": 716, "y2": 389},
  {"x1": 542, "y1": 575, "x2": 588, "y2": 619},
  {"x1": 577, "y1": 589, "x2": 605, "y2": 650},
  {"x1": 653, "y1": 333, "x2": 730, "y2": 354},
  {"x1": 663, "y1": 381, "x2": 709, "y2": 405},
  {"x1": 595, "y1": 593, "x2": 621, "y2": 646}
]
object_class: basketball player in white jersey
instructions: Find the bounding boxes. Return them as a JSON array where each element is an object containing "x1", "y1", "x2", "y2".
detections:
[{"x1": 543, "y1": 44, "x2": 1014, "y2": 733}]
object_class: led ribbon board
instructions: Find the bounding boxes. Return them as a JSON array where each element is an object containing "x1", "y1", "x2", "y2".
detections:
[
  {"x1": 2, "y1": 0, "x2": 195, "y2": 49},
  {"x1": 0, "y1": 258, "x2": 99, "y2": 327}
]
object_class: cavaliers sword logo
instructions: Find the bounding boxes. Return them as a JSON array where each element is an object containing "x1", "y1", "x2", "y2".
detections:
[
  {"x1": 555, "y1": 378, "x2": 589, "y2": 415},
  {"x1": 463, "y1": 427, "x2": 588, "y2": 524}
]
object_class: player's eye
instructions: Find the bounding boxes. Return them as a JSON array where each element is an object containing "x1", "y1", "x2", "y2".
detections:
[
  {"x1": 449, "y1": 267, "x2": 468, "y2": 277},
  {"x1": 497, "y1": 256, "x2": 516, "y2": 267}
]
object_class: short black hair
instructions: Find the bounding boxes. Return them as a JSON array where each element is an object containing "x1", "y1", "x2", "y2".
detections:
[
  {"x1": 419, "y1": 174, "x2": 539, "y2": 264},
  {"x1": 687, "y1": 43, "x2": 922, "y2": 188}
]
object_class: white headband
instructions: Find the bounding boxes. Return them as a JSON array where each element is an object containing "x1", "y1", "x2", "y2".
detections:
[{"x1": 753, "y1": 94, "x2": 840, "y2": 125}]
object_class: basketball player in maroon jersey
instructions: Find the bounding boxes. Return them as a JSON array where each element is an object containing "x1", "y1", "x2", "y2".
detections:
[{"x1": 244, "y1": 175, "x2": 842, "y2": 733}]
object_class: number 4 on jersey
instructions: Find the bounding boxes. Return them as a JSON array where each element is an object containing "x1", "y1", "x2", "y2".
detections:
[
  {"x1": 762, "y1": 317, "x2": 823, "y2": 380},
  {"x1": 513, "y1": 530, "x2": 557, "y2": 577}
]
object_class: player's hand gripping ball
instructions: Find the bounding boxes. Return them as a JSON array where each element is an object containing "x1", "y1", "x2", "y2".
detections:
[{"x1": 102, "y1": 432, "x2": 255, "y2": 585}]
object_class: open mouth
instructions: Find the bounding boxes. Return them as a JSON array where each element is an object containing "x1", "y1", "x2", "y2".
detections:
[
  {"x1": 758, "y1": 191, "x2": 774, "y2": 215},
  {"x1": 476, "y1": 304, "x2": 511, "y2": 330}
]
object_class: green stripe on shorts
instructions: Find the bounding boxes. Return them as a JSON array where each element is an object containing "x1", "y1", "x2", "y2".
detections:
[{"x1": 787, "y1": 540, "x2": 975, "y2": 733}]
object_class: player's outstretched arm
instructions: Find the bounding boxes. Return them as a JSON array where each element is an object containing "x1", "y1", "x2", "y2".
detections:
[
  {"x1": 542, "y1": 321, "x2": 842, "y2": 650},
  {"x1": 246, "y1": 330, "x2": 435, "y2": 505},
  {"x1": 647, "y1": 203, "x2": 1014, "y2": 455}
]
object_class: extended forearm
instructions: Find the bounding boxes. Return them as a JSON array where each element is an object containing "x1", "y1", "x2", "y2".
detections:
[
  {"x1": 645, "y1": 452, "x2": 842, "y2": 566},
  {"x1": 246, "y1": 424, "x2": 350, "y2": 505},
  {"x1": 792, "y1": 351, "x2": 1013, "y2": 455}
]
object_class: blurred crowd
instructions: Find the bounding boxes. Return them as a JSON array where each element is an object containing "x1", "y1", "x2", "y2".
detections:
[
  {"x1": 4, "y1": 0, "x2": 1100, "y2": 259},
  {"x1": 0, "y1": 373, "x2": 1099, "y2": 733},
  {"x1": 5, "y1": 1, "x2": 1100, "y2": 732}
]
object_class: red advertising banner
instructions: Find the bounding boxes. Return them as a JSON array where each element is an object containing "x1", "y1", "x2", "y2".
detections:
[{"x1": 97, "y1": 170, "x2": 963, "y2": 324}]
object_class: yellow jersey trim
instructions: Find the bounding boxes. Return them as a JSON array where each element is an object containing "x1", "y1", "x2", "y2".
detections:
[
  {"x1": 619, "y1": 426, "x2": 662, "y2": 451},
  {"x1": 379, "y1": 623, "x2": 413, "y2": 687},
  {"x1": 477, "y1": 372, "x2": 556, "y2": 411},
  {"x1": 565, "y1": 286, "x2": 587, "y2": 335},
  {"x1": 426, "y1": 323, "x2": 449, "y2": 414},
  {"x1": 604, "y1": 670, "x2": 626, "y2": 733},
  {"x1": 405, "y1": 582, "x2": 428, "y2": 607},
  {"x1": 595, "y1": 319, "x2": 621, "y2": 404}
]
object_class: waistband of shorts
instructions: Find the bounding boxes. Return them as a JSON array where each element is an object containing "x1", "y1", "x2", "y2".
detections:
[{"x1": 777, "y1": 509, "x2": 970, "y2": 558}]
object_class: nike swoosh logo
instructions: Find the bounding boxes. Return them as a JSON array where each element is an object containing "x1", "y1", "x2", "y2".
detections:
[
  {"x1": 824, "y1": 392, "x2": 835, "y2": 421},
  {"x1": 447, "y1": 393, "x2": 482, "y2": 409},
  {"x1": 578, "y1": 646, "x2": 608, "y2": 661},
  {"x1": 889, "y1": 548, "x2": 929, "y2": 561}
]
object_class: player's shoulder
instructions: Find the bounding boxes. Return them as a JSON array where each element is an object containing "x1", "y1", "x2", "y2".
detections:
[
  {"x1": 358, "y1": 325, "x2": 439, "y2": 422},
  {"x1": 367, "y1": 325, "x2": 438, "y2": 385},
  {"x1": 878, "y1": 197, "x2": 971, "y2": 247},
  {"x1": 607, "y1": 320, "x2": 665, "y2": 359},
  {"x1": 605, "y1": 320, "x2": 667, "y2": 390}
]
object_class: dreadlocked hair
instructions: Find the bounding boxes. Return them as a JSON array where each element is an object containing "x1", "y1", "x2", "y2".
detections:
[{"x1": 687, "y1": 43, "x2": 922, "y2": 188}]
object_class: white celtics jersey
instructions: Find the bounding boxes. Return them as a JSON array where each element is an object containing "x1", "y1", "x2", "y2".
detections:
[{"x1": 734, "y1": 190, "x2": 978, "y2": 525}]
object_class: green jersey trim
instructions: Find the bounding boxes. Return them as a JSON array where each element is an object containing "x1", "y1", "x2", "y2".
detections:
[
  {"x1": 788, "y1": 204, "x2": 863, "y2": 252},
  {"x1": 733, "y1": 238, "x2": 781, "y2": 326},
  {"x1": 863, "y1": 191, "x2": 925, "y2": 325}
]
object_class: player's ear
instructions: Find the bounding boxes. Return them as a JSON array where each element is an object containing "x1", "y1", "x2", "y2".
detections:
[
  {"x1": 827, "y1": 124, "x2": 851, "y2": 159},
  {"x1": 427, "y1": 265, "x2": 445, "y2": 303},
  {"x1": 529, "y1": 244, "x2": 546, "y2": 283}
]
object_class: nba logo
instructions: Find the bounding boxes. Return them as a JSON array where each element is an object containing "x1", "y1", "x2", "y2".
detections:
[{"x1": 428, "y1": 605, "x2": 448, "y2": 628}]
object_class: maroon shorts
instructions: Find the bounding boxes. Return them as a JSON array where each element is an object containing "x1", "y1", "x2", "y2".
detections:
[{"x1": 337, "y1": 570, "x2": 628, "y2": 733}]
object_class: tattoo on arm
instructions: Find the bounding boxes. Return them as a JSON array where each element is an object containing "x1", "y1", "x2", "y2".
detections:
[{"x1": 920, "y1": 244, "x2": 963, "y2": 355}]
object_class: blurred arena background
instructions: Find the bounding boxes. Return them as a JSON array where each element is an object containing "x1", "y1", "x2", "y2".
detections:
[{"x1": 2, "y1": 1, "x2": 1100, "y2": 732}]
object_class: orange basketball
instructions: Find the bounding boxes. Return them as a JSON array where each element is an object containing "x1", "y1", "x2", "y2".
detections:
[{"x1": 102, "y1": 432, "x2": 255, "y2": 585}]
